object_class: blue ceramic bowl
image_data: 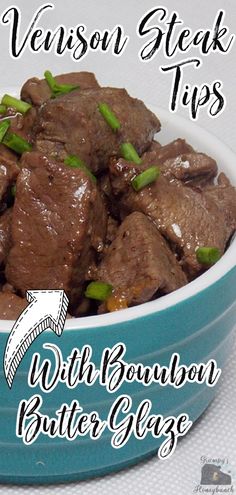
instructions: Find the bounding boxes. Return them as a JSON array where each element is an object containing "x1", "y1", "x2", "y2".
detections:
[{"x1": 0, "y1": 108, "x2": 235, "y2": 484}]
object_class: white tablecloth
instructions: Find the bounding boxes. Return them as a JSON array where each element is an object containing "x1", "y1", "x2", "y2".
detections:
[{"x1": 0, "y1": 0, "x2": 235, "y2": 492}]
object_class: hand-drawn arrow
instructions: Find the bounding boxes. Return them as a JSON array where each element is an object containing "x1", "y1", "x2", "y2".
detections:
[{"x1": 4, "y1": 290, "x2": 69, "y2": 388}]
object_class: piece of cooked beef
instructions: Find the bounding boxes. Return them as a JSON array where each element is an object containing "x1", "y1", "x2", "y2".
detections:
[
  {"x1": 205, "y1": 173, "x2": 236, "y2": 234},
  {"x1": 97, "y1": 212, "x2": 187, "y2": 311},
  {"x1": 161, "y1": 152, "x2": 217, "y2": 183},
  {"x1": 34, "y1": 87, "x2": 161, "y2": 173},
  {"x1": 6, "y1": 152, "x2": 107, "y2": 306},
  {"x1": 0, "y1": 142, "x2": 18, "y2": 164},
  {"x1": 142, "y1": 138, "x2": 193, "y2": 163},
  {"x1": 144, "y1": 140, "x2": 161, "y2": 152},
  {"x1": 2, "y1": 282, "x2": 16, "y2": 293},
  {"x1": 109, "y1": 159, "x2": 232, "y2": 277},
  {"x1": 99, "y1": 140, "x2": 201, "y2": 216},
  {"x1": 0, "y1": 209, "x2": 12, "y2": 266},
  {"x1": 21, "y1": 72, "x2": 100, "y2": 107},
  {"x1": 142, "y1": 139, "x2": 217, "y2": 185},
  {"x1": 8, "y1": 107, "x2": 37, "y2": 143},
  {"x1": 0, "y1": 292, "x2": 27, "y2": 320},
  {"x1": 0, "y1": 146, "x2": 19, "y2": 205}
]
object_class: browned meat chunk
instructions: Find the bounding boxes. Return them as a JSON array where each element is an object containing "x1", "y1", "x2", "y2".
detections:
[
  {"x1": 21, "y1": 72, "x2": 100, "y2": 106},
  {"x1": 205, "y1": 173, "x2": 236, "y2": 233},
  {"x1": 97, "y1": 212, "x2": 187, "y2": 310},
  {"x1": 8, "y1": 108, "x2": 37, "y2": 143},
  {"x1": 0, "y1": 292, "x2": 27, "y2": 320},
  {"x1": 34, "y1": 87, "x2": 161, "y2": 173},
  {"x1": 6, "y1": 152, "x2": 107, "y2": 306},
  {"x1": 0, "y1": 209, "x2": 12, "y2": 266},
  {"x1": 142, "y1": 138, "x2": 193, "y2": 163},
  {"x1": 109, "y1": 159, "x2": 232, "y2": 277},
  {"x1": 161, "y1": 152, "x2": 217, "y2": 183},
  {"x1": 0, "y1": 143, "x2": 18, "y2": 165},
  {"x1": 142, "y1": 139, "x2": 217, "y2": 185},
  {"x1": 0, "y1": 146, "x2": 19, "y2": 204}
]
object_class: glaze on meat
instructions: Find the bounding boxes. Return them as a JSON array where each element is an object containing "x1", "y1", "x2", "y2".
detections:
[{"x1": 0, "y1": 71, "x2": 235, "y2": 319}]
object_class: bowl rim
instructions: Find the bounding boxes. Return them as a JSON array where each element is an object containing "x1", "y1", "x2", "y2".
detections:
[{"x1": 0, "y1": 105, "x2": 235, "y2": 332}]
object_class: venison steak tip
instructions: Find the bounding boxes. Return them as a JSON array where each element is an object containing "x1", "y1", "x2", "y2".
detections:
[{"x1": 6, "y1": 152, "x2": 107, "y2": 306}]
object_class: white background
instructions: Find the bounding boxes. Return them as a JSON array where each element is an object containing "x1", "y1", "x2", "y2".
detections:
[{"x1": 0, "y1": 0, "x2": 235, "y2": 493}]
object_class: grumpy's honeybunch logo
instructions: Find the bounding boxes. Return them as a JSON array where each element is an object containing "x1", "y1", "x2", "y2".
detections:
[{"x1": 193, "y1": 456, "x2": 235, "y2": 493}]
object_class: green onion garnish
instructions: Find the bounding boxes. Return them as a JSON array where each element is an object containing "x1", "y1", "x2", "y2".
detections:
[
  {"x1": 44, "y1": 70, "x2": 80, "y2": 98},
  {"x1": 120, "y1": 142, "x2": 142, "y2": 165},
  {"x1": 98, "y1": 102, "x2": 121, "y2": 132},
  {"x1": 64, "y1": 155, "x2": 97, "y2": 183},
  {"x1": 0, "y1": 104, "x2": 7, "y2": 115},
  {"x1": 131, "y1": 166, "x2": 160, "y2": 192},
  {"x1": 1, "y1": 94, "x2": 32, "y2": 114},
  {"x1": 196, "y1": 247, "x2": 221, "y2": 265},
  {"x1": 0, "y1": 119, "x2": 11, "y2": 142},
  {"x1": 2, "y1": 132, "x2": 32, "y2": 154},
  {"x1": 85, "y1": 281, "x2": 113, "y2": 301}
]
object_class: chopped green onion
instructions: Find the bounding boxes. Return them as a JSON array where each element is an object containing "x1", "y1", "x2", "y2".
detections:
[
  {"x1": 131, "y1": 166, "x2": 160, "y2": 192},
  {"x1": 98, "y1": 102, "x2": 121, "y2": 132},
  {"x1": 44, "y1": 70, "x2": 80, "y2": 98},
  {"x1": 0, "y1": 104, "x2": 7, "y2": 115},
  {"x1": 85, "y1": 281, "x2": 113, "y2": 301},
  {"x1": 3, "y1": 132, "x2": 32, "y2": 154},
  {"x1": 1, "y1": 94, "x2": 32, "y2": 114},
  {"x1": 0, "y1": 119, "x2": 11, "y2": 142},
  {"x1": 64, "y1": 155, "x2": 97, "y2": 183},
  {"x1": 120, "y1": 142, "x2": 142, "y2": 165},
  {"x1": 196, "y1": 247, "x2": 221, "y2": 265},
  {"x1": 11, "y1": 184, "x2": 16, "y2": 197}
]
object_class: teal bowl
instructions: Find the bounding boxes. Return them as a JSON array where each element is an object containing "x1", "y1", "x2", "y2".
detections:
[{"x1": 0, "y1": 108, "x2": 235, "y2": 484}]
